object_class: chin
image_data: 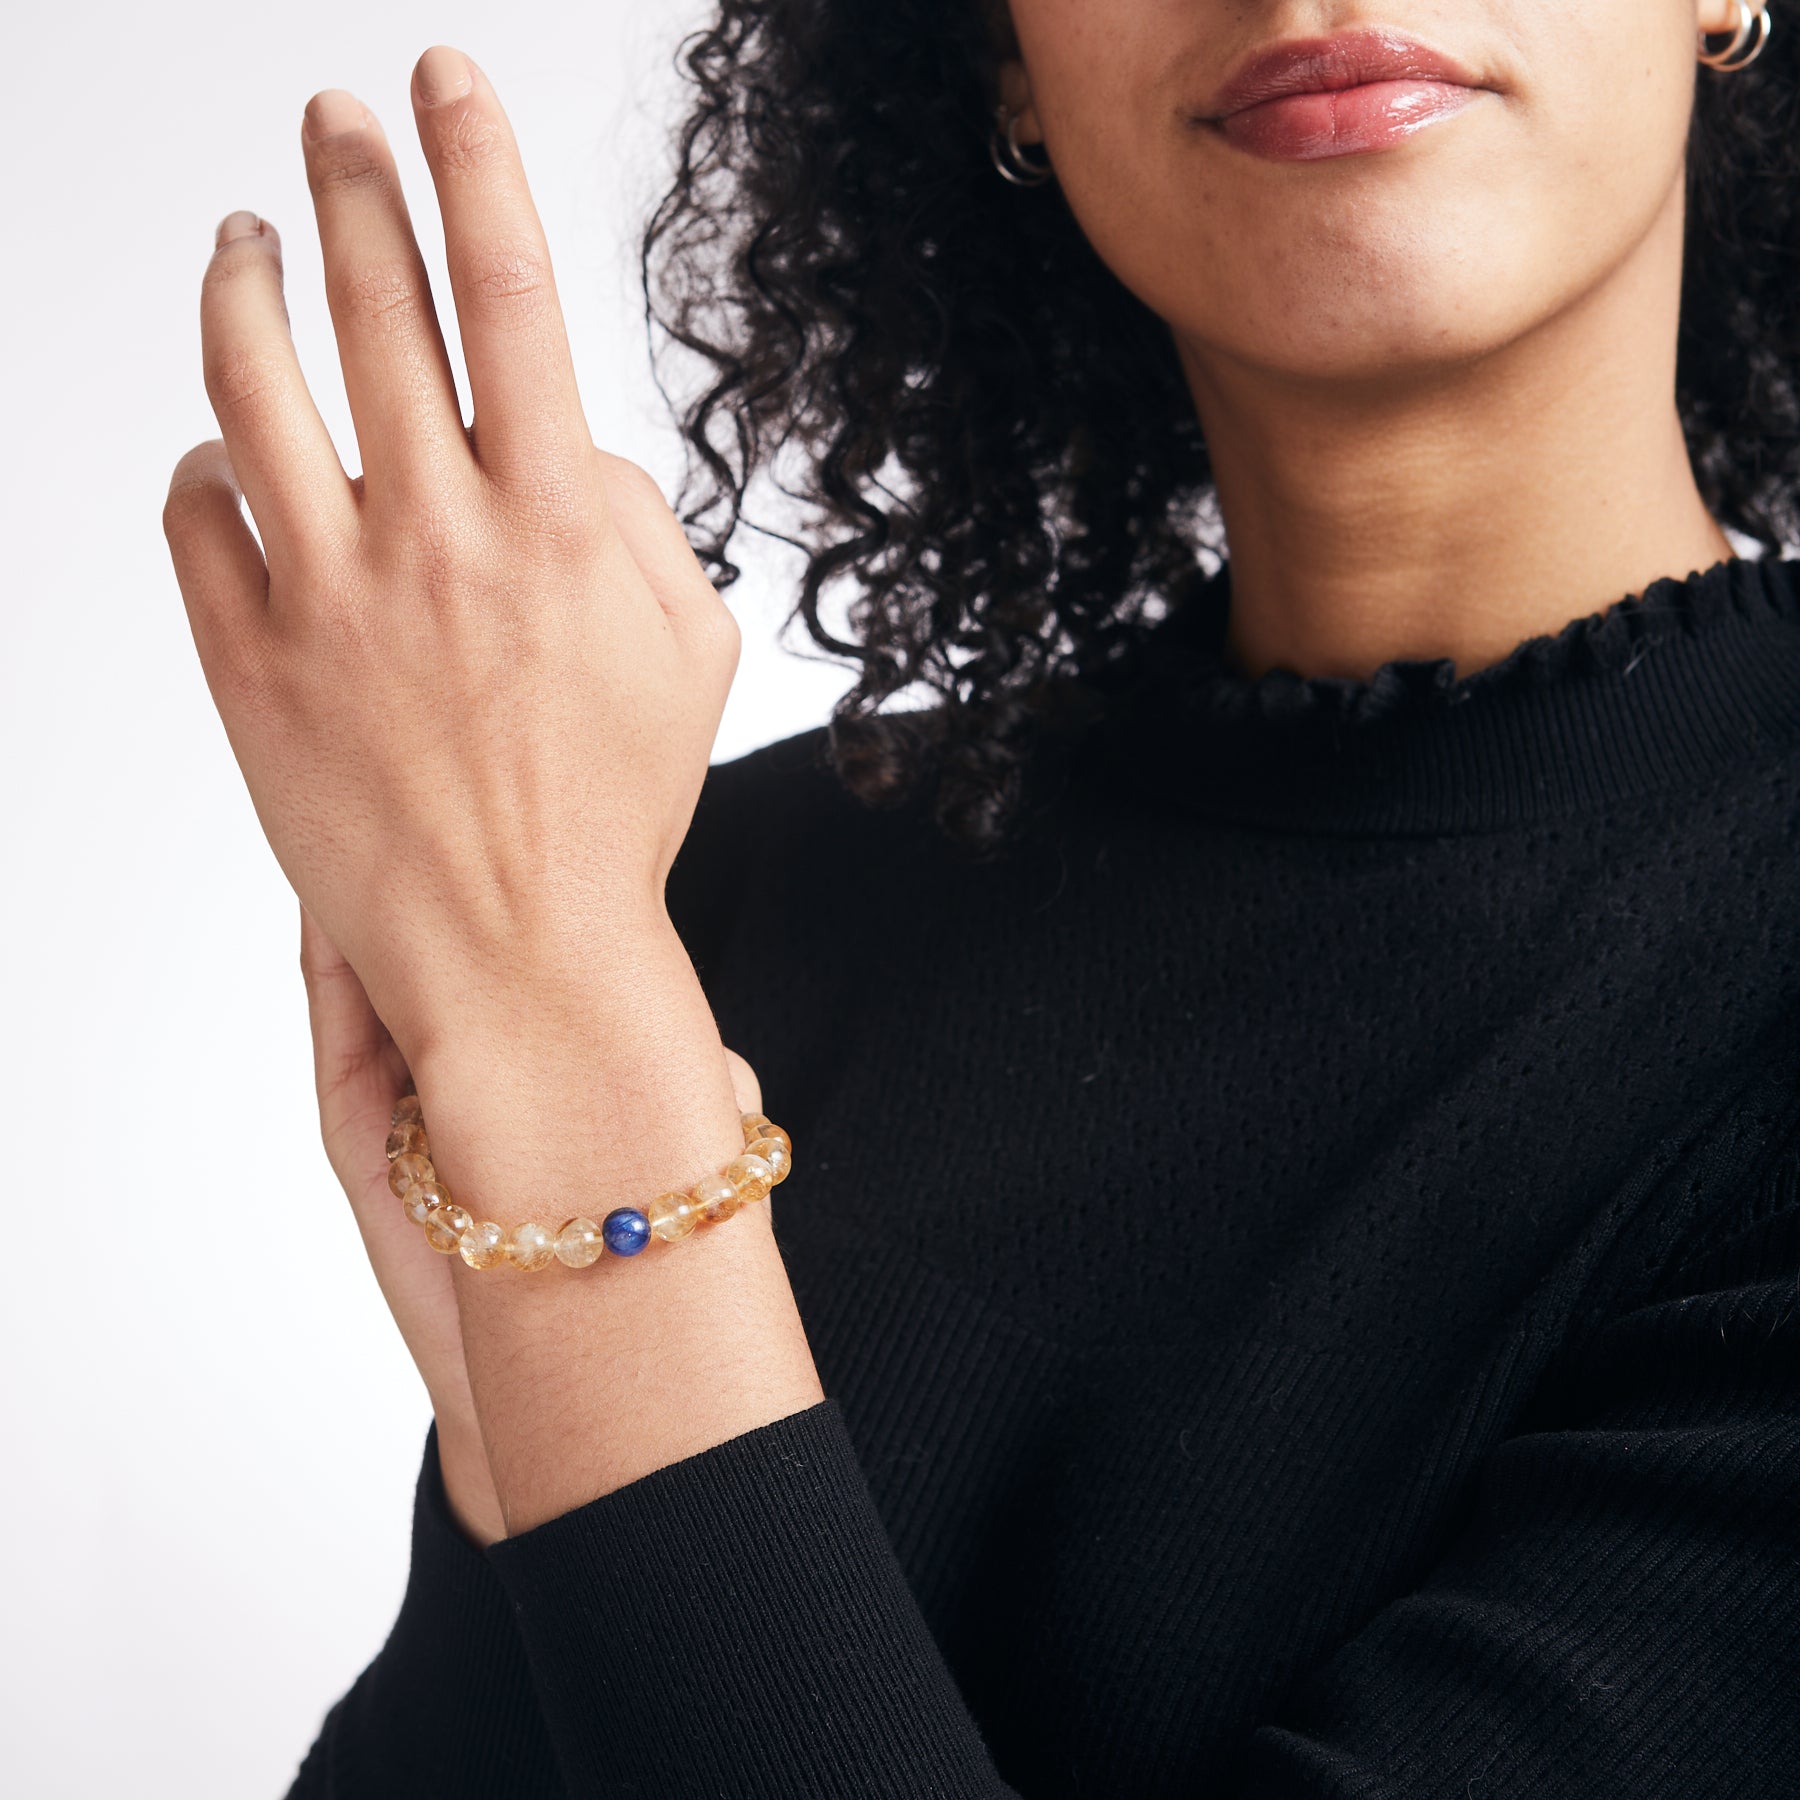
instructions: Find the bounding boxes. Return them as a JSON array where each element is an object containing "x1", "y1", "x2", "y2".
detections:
[
  {"x1": 1148, "y1": 213, "x2": 1540, "y2": 389},
  {"x1": 1214, "y1": 263, "x2": 1535, "y2": 385},
  {"x1": 1174, "y1": 171, "x2": 1581, "y2": 385}
]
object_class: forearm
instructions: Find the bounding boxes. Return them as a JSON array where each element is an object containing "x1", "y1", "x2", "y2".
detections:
[
  {"x1": 413, "y1": 914, "x2": 825, "y2": 1536},
  {"x1": 383, "y1": 932, "x2": 1015, "y2": 1797}
]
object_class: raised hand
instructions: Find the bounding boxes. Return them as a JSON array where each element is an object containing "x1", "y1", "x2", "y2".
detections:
[
  {"x1": 166, "y1": 47, "x2": 823, "y2": 1537},
  {"x1": 164, "y1": 46, "x2": 740, "y2": 1070}
]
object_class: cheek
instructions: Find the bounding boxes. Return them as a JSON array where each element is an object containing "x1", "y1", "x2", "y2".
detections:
[{"x1": 1039, "y1": 1, "x2": 1701, "y2": 378}]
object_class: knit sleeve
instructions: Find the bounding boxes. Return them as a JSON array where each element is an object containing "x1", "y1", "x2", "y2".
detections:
[
  {"x1": 1234, "y1": 1092, "x2": 1800, "y2": 1797},
  {"x1": 287, "y1": 1135, "x2": 1800, "y2": 1800},
  {"x1": 483, "y1": 1396, "x2": 1019, "y2": 1796},
  {"x1": 284, "y1": 1420, "x2": 567, "y2": 1799},
  {"x1": 477, "y1": 1078, "x2": 1800, "y2": 1800}
]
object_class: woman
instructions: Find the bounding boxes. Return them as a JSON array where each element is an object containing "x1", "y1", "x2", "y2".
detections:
[{"x1": 162, "y1": 2, "x2": 1799, "y2": 1794}]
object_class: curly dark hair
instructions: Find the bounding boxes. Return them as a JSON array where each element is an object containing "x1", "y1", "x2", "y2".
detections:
[{"x1": 640, "y1": 2, "x2": 1800, "y2": 854}]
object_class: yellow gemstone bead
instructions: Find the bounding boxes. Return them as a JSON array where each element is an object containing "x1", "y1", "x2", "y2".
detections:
[
  {"x1": 460, "y1": 1220, "x2": 506, "y2": 1269},
  {"x1": 692, "y1": 1173, "x2": 743, "y2": 1224},
  {"x1": 725, "y1": 1153, "x2": 775, "y2": 1204},
  {"x1": 405, "y1": 1178, "x2": 451, "y2": 1222},
  {"x1": 390, "y1": 1152, "x2": 435, "y2": 1195},
  {"x1": 747, "y1": 1136, "x2": 791, "y2": 1183},
  {"x1": 389, "y1": 1152, "x2": 434, "y2": 1199},
  {"x1": 391, "y1": 1093, "x2": 424, "y2": 1127},
  {"x1": 507, "y1": 1222, "x2": 557, "y2": 1272},
  {"x1": 756, "y1": 1125, "x2": 792, "y2": 1158},
  {"x1": 386, "y1": 1120, "x2": 428, "y2": 1161},
  {"x1": 424, "y1": 1203, "x2": 472, "y2": 1253},
  {"x1": 554, "y1": 1217, "x2": 606, "y2": 1268},
  {"x1": 645, "y1": 1190, "x2": 702, "y2": 1241},
  {"x1": 740, "y1": 1113, "x2": 773, "y2": 1142}
]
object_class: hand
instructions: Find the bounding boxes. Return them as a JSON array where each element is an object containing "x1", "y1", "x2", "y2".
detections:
[
  {"x1": 162, "y1": 45, "x2": 740, "y2": 1077},
  {"x1": 168, "y1": 46, "x2": 824, "y2": 1536}
]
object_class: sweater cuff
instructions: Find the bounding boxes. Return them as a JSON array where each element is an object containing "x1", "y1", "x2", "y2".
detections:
[
  {"x1": 484, "y1": 1396, "x2": 1017, "y2": 1799},
  {"x1": 288, "y1": 1420, "x2": 565, "y2": 1797}
]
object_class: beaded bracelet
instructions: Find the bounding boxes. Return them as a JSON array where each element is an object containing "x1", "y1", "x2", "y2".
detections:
[{"x1": 383, "y1": 1091, "x2": 793, "y2": 1271}]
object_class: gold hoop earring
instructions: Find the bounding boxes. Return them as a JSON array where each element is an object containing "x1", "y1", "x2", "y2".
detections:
[
  {"x1": 989, "y1": 106, "x2": 1053, "y2": 188},
  {"x1": 1698, "y1": 0, "x2": 1773, "y2": 70}
]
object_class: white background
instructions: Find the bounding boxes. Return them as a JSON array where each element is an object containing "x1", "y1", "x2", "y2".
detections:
[{"x1": 0, "y1": 4, "x2": 852, "y2": 1794}]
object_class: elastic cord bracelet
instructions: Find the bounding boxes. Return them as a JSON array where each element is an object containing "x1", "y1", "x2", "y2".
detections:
[{"x1": 383, "y1": 1092, "x2": 793, "y2": 1271}]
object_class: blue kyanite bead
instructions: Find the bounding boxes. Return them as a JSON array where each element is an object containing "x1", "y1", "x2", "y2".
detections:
[{"x1": 602, "y1": 1207, "x2": 651, "y2": 1257}]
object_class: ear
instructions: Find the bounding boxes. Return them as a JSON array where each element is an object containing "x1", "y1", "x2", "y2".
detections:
[
  {"x1": 996, "y1": 56, "x2": 1044, "y2": 146},
  {"x1": 1696, "y1": 0, "x2": 1746, "y2": 37}
]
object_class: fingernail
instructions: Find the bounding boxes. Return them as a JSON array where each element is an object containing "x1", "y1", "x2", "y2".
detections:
[
  {"x1": 214, "y1": 211, "x2": 262, "y2": 249},
  {"x1": 303, "y1": 88, "x2": 370, "y2": 142},
  {"x1": 415, "y1": 46, "x2": 472, "y2": 107}
]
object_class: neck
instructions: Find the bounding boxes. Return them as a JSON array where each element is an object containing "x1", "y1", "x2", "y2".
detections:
[{"x1": 1177, "y1": 179, "x2": 1735, "y2": 684}]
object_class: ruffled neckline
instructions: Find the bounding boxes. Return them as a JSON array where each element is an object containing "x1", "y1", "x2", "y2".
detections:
[
  {"x1": 1152, "y1": 553, "x2": 1800, "y2": 727},
  {"x1": 1090, "y1": 553, "x2": 1800, "y2": 834}
]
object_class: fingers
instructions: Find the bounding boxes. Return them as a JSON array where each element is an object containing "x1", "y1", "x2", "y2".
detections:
[
  {"x1": 200, "y1": 214, "x2": 356, "y2": 564},
  {"x1": 300, "y1": 89, "x2": 473, "y2": 504},
  {"x1": 723, "y1": 1047, "x2": 763, "y2": 1119},
  {"x1": 297, "y1": 897, "x2": 479, "y2": 1457},
  {"x1": 410, "y1": 47, "x2": 592, "y2": 496},
  {"x1": 162, "y1": 440, "x2": 273, "y2": 698},
  {"x1": 299, "y1": 900, "x2": 395, "y2": 1115}
]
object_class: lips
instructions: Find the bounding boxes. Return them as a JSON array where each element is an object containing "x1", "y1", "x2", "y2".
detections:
[{"x1": 1200, "y1": 27, "x2": 1490, "y2": 163}]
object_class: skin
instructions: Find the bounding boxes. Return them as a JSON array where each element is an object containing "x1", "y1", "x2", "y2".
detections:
[
  {"x1": 998, "y1": 0, "x2": 1744, "y2": 679},
  {"x1": 168, "y1": 9, "x2": 1751, "y2": 1542},
  {"x1": 165, "y1": 50, "x2": 823, "y2": 1544}
]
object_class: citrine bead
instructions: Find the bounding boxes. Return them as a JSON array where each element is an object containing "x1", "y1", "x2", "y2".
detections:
[
  {"x1": 602, "y1": 1207, "x2": 651, "y2": 1256},
  {"x1": 554, "y1": 1216, "x2": 606, "y2": 1268},
  {"x1": 389, "y1": 1152, "x2": 434, "y2": 1199},
  {"x1": 388, "y1": 1099, "x2": 791, "y2": 1270},
  {"x1": 507, "y1": 1222, "x2": 556, "y2": 1272},
  {"x1": 691, "y1": 1173, "x2": 742, "y2": 1224},
  {"x1": 645, "y1": 1190, "x2": 701, "y2": 1241},
  {"x1": 402, "y1": 1186, "x2": 441, "y2": 1226},
  {"x1": 460, "y1": 1220, "x2": 506, "y2": 1269},
  {"x1": 424, "y1": 1203, "x2": 472, "y2": 1253},
  {"x1": 386, "y1": 1120, "x2": 427, "y2": 1161},
  {"x1": 746, "y1": 1136, "x2": 790, "y2": 1183},
  {"x1": 725, "y1": 1153, "x2": 775, "y2": 1204}
]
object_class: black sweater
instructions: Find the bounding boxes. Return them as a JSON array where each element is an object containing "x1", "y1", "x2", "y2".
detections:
[{"x1": 289, "y1": 554, "x2": 1800, "y2": 1799}]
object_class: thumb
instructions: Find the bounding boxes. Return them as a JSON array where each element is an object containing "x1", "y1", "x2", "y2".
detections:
[
  {"x1": 723, "y1": 1045, "x2": 763, "y2": 1119},
  {"x1": 298, "y1": 898, "x2": 408, "y2": 1156}
]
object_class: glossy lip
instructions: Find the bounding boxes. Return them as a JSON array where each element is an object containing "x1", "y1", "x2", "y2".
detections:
[
  {"x1": 1199, "y1": 26, "x2": 1488, "y2": 123},
  {"x1": 1216, "y1": 79, "x2": 1482, "y2": 163}
]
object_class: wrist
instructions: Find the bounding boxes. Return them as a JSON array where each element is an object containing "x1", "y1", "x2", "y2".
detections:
[
  {"x1": 407, "y1": 915, "x2": 743, "y2": 1223},
  {"x1": 396, "y1": 914, "x2": 823, "y2": 1532},
  {"x1": 404, "y1": 904, "x2": 700, "y2": 1094}
]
